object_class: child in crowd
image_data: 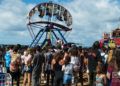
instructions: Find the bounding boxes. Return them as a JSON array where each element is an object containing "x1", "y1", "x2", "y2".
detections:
[{"x1": 95, "y1": 65, "x2": 106, "y2": 86}]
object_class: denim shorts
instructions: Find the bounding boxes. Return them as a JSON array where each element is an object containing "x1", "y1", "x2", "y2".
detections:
[
  {"x1": 63, "y1": 74, "x2": 72, "y2": 84},
  {"x1": 23, "y1": 65, "x2": 32, "y2": 73}
]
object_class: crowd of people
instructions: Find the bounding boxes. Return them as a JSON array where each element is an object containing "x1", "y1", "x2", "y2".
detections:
[{"x1": 0, "y1": 42, "x2": 120, "y2": 86}]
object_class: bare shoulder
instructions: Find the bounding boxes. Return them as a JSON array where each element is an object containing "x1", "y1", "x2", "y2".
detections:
[{"x1": 102, "y1": 74, "x2": 106, "y2": 78}]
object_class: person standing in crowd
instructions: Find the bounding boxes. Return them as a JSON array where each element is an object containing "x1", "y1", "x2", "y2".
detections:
[
  {"x1": 0, "y1": 47, "x2": 4, "y2": 65},
  {"x1": 10, "y1": 48, "x2": 21, "y2": 86},
  {"x1": 100, "y1": 47, "x2": 108, "y2": 73},
  {"x1": 78, "y1": 48, "x2": 84, "y2": 86},
  {"x1": 4, "y1": 46, "x2": 13, "y2": 73},
  {"x1": 88, "y1": 48, "x2": 98, "y2": 86},
  {"x1": 62, "y1": 55, "x2": 73, "y2": 86},
  {"x1": 107, "y1": 47, "x2": 114, "y2": 64},
  {"x1": 106, "y1": 47, "x2": 115, "y2": 75},
  {"x1": 107, "y1": 48, "x2": 120, "y2": 86},
  {"x1": 69, "y1": 46, "x2": 80, "y2": 85},
  {"x1": 44, "y1": 47, "x2": 53, "y2": 86},
  {"x1": 63, "y1": 45, "x2": 69, "y2": 59},
  {"x1": 32, "y1": 46, "x2": 45, "y2": 86},
  {"x1": 51, "y1": 51, "x2": 64, "y2": 86},
  {"x1": 22, "y1": 49, "x2": 33, "y2": 86},
  {"x1": 21, "y1": 50, "x2": 27, "y2": 75},
  {"x1": 106, "y1": 57, "x2": 114, "y2": 86},
  {"x1": 95, "y1": 65, "x2": 106, "y2": 86}
]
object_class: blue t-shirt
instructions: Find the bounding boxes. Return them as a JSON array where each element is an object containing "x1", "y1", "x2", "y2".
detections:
[{"x1": 4, "y1": 51, "x2": 11, "y2": 67}]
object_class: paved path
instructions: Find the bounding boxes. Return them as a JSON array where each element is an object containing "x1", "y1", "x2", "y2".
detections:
[{"x1": 13, "y1": 73, "x2": 89, "y2": 86}]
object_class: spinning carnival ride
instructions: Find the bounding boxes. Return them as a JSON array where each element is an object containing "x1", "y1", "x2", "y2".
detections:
[{"x1": 27, "y1": 1, "x2": 72, "y2": 47}]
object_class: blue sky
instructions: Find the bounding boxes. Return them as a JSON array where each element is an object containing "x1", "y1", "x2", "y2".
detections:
[
  {"x1": 23, "y1": 0, "x2": 48, "y2": 3},
  {"x1": 23, "y1": 0, "x2": 72, "y2": 4},
  {"x1": 0, "y1": 0, "x2": 120, "y2": 46}
]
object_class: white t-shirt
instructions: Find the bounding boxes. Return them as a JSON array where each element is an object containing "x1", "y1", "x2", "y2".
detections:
[
  {"x1": 63, "y1": 63, "x2": 73, "y2": 75},
  {"x1": 70, "y1": 56, "x2": 80, "y2": 65}
]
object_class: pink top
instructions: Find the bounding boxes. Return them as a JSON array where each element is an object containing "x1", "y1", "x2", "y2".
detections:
[
  {"x1": 24, "y1": 54, "x2": 32, "y2": 65},
  {"x1": 21, "y1": 53, "x2": 32, "y2": 65}
]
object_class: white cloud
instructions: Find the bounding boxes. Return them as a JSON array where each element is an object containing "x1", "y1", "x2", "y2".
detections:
[
  {"x1": 0, "y1": 0, "x2": 120, "y2": 46},
  {"x1": 62, "y1": 0, "x2": 120, "y2": 46},
  {"x1": 0, "y1": 0, "x2": 35, "y2": 44}
]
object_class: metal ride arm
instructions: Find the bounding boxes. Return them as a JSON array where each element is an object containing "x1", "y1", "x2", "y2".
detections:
[
  {"x1": 30, "y1": 29, "x2": 42, "y2": 47},
  {"x1": 41, "y1": 39, "x2": 47, "y2": 48},
  {"x1": 56, "y1": 29, "x2": 67, "y2": 44},
  {"x1": 30, "y1": 29, "x2": 45, "y2": 47},
  {"x1": 52, "y1": 30, "x2": 59, "y2": 40},
  {"x1": 27, "y1": 25, "x2": 34, "y2": 40},
  {"x1": 34, "y1": 29, "x2": 46, "y2": 47},
  {"x1": 41, "y1": 29, "x2": 53, "y2": 48},
  {"x1": 28, "y1": 21, "x2": 72, "y2": 31}
]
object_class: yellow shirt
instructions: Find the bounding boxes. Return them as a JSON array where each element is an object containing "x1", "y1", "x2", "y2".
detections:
[{"x1": 11, "y1": 53, "x2": 18, "y2": 63}]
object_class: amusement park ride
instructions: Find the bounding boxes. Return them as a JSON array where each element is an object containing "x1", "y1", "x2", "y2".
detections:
[
  {"x1": 111, "y1": 28, "x2": 120, "y2": 46},
  {"x1": 27, "y1": 1, "x2": 72, "y2": 48},
  {"x1": 99, "y1": 17, "x2": 120, "y2": 48},
  {"x1": 99, "y1": 28, "x2": 120, "y2": 48}
]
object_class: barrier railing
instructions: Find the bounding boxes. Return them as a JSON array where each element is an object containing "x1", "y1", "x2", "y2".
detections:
[{"x1": 0, "y1": 73, "x2": 12, "y2": 86}]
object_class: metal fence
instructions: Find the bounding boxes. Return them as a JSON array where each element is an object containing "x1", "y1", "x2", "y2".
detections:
[{"x1": 0, "y1": 73, "x2": 12, "y2": 86}]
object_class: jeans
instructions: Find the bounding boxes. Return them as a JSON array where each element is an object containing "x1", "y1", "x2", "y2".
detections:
[
  {"x1": 54, "y1": 71, "x2": 63, "y2": 86},
  {"x1": 32, "y1": 72, "x2": 41, "y2": 86},
  {"x1": 10, "y1": 70, "x2": 20, "y2": 86}
]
